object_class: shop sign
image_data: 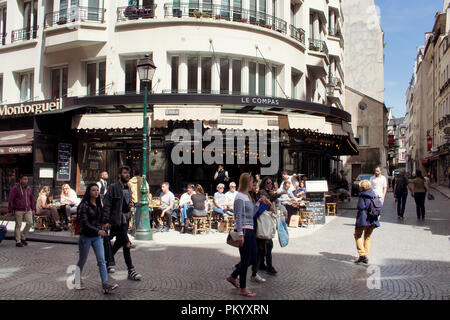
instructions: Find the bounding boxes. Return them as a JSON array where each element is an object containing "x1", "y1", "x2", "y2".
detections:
[
  {"x1": 388, "y1": 134, "x2": 395, "y2": 147},
  {"x1": 427, "y1": 136, "x2": 432, "y2": 152},
  {"x1": 240, "y1": 97, "x2": 280, "y2": 105},
  {"x1": 0, "y1": 145, "x2": 32, "y2": 154},
  {"x1": 0, "y1": 98, "x2": 63, "y2": 118}
]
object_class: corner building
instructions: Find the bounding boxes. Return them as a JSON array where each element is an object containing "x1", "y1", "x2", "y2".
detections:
[{"x1": 0, "y1": 0, "x2": 357, "y2": 199}]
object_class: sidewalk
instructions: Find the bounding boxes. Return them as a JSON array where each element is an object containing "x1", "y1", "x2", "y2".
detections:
[{"x1": 430, "y1": 183, "x2": 450, "y2": 199}]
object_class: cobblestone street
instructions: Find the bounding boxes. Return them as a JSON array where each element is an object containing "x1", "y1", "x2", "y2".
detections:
[{"x1": 0, "y1": 190, "x2": 449, "y2": 300}]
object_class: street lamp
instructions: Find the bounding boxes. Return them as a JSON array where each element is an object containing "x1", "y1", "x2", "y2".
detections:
[{"x1": 135, "y1": 54, "x2": 156, "y2": 241}]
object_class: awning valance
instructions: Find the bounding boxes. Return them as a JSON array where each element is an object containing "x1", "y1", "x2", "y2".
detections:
[
  {"x1": 0, "y1": 129, "x2": 34, "y2": 146},
  {"x1": 204, "y1": 114, "x2": 289, "y2": 130},
  {"x1": 288, "y1": 114, "x2": 347, "y2": 136},
  {"x1": 71, "y1": 113, "x2": 150, "y2": 130},
  {"x1": 153, "y1": 105, "x2": 221, "y2": 121}
]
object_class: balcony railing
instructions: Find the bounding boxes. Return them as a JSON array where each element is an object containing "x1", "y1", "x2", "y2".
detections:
[
  {"x1": 309, "y1": 38, "x2": 328, "y2": 56},
  {"x1": 328, "y1": 75, "x2": 341, "y2": 87},
  {"x1": 0, "y1": 33, "x2": 6, "y2": 45},
  {"x1": 329, "y1": 26, "x2": 342, "y2": 38},
  {"x1": 289, "y1": 25, "x2": 305, "y2": 44},
  {"x1": 44, "y1": 6, "x2": 105, "y2": 28},
  {"x1": 163, "y1": 3, "x2": 287, "y2": 34},
  {"x1": 11, "y1": 26, "x2": 38, "y2": 43},
  {"x1": 117, "y1": 5, "x2": 157, "y2": 21}
]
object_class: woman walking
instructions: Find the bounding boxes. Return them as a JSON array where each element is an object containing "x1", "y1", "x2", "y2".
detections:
[
  {"x1": 75, "y1": 183, "x2": 118, "y2": 293},
  {"x1": 354, "y1": 180, "x2": 380, "y2": 264},
  {"x1": 226, "y1": 173, "x2": 270, "y2": 297},
  {"x1": 410, "y1": 170, "x2": 429, "y2": 220}
]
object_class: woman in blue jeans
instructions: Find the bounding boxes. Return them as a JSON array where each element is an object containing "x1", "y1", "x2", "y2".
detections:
[{"x1": 75, "y1": 183, "x2": 118, "y2": 294}]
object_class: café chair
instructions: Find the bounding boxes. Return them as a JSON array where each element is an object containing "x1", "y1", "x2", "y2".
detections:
[
  {"x1": 34, "y1": 215, "x2": 49, "y2": 231},
  {"x1": 326, "y1": 203, "x2": 337, "y2": 216},
  {"x1": 192, "y1": 216, "x2": 207, "y2": 235}
]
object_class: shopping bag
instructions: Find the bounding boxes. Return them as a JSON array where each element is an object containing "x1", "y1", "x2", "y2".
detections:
[
  {"x1": 277, "y1": 217, "x2": 289, "y2": 248},
  {"x1": 256, "y1": 210, "x2": 277, "y2": 240},
  {"x1": 226, "y1": 231, "x2": 242, "y2": 248}
]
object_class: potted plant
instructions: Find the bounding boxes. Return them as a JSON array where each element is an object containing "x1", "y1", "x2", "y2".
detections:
[
  {"x1": 124, "y1": 6, "x2": 138, "y2": 19},
  {"x1": 241, "y1": 18, "x2": 247, "y2": 23},
  {"x1": 193, "y1": 10, "x2": 201, "y2": 18},
  {"x1": 265, "y1": 25, "x2": 271, "y2": 29},
  {"x1": 215, "y1": 14, "x2": 221, "y2": 20},
  {"x1": 57, "y1": 16, "x2": 67, "y2": 25},
  {"x1": 139, "y1": 7, "x2": 153, "y2": 18}
]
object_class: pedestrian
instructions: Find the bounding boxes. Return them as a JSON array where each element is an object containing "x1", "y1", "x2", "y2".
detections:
[
  {"x1": 354, "y1": 180, "x2": 380, "y2": 264},
  {"x1": 394, "y1": 169, "x2": 409, "y2": 220},
  {"x1": 369, "y1": 167, "x2": 388, "y2": 204},
  {"x1": 7, "y1": 174, "x2": 35, "y2": 247},
  {"x1": 128, "y1": 169, "x2": 151, "y2": 232},
  {"x1": 96, "y1": 171, "x2": 109, "y2": 203},
  {"x1": 102, "y1": 166, "x2": 143, "y2": 280},
  {"x1": 74, "y1": 183, "x2": 118, "y2": 293},
  {"x1": 226, "y1": 173, "x2": 270, "y2": 297},
  {"x1": 410, "y1": 170, "x2": 429, "y2": 220},
  {"x1": 213, "y1": 165, "x2": 230, "y2": 193},
  {"x1": 392, "y1": 173, "x2": 398, "y2": 192}
]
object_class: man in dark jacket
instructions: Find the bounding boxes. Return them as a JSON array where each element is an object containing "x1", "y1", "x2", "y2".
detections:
[
  {"x1": 394, "y1": 169, "x2": 409, "y2": 220},
  {"x1": 8, "y1": 174, "x2": 35, "y2": 247},
  {"x1": 102, "y1": 166, "x2": 142, "y2": 281}
]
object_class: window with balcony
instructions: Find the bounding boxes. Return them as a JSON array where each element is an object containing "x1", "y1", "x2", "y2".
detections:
[
  {"x1": 171, "y1": 56, "x2": 179, "y2": 92},
  {"x1": 258, "y1": 64, "x2": 266, "y2": 96},
  {"x1": 15, "y1": 0, "x2": 38, "y2": 42},
  {"x1": 87, "y1": 61, "x2": 106, "y2": 96},
  {"x1": 188, "y1": 56, "x2": 198, "y2": 93},
  {"x1": 51, "y1": 67, "x2": 68, "y2": 99},
  {"x1": 19, "y1": 71, "x2": 34, "y2": 102},
  {"x1": 250, "y1": 0, "x2": 257, "y2": 24},
  {"x1": 201, "y1": 57, "x2": 212, "y2": 94},
  {"x1": 0, "y1": 6, "x2": 6, "y2": 45},
  {"x1": 357, "y1": 126, "x2": 369, "y2": 146},
  {"x1": 220, "y1": 58, "x2": 229, "y2": 94},
  {"x1": 232, "y1": 60, "x2": 241, "y2": 95}
]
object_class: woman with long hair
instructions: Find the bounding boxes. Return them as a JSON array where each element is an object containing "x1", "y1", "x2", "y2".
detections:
[
  {"x1": 36, "y1": 186, "x2": 62, "y2": 231},
  {"x1": 226, "y1": 173, "x2": 270, "y2": 297},
  {"x1": 60, "y1": 184, "x2": 81, "y2": 228},
  {"x1": 74, "y1": 183, "x2": 118, "y2": 293},
  {"x1": 410, "y1": 170, "x2": 429, "y2": 220}
]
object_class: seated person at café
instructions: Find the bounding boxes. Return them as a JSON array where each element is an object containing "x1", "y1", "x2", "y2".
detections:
[
  {"x1": 179, "y1": 184, "x2": 195, "y2": 232},
  {"x1": 295, "y1": 179, "x2": 307, "y2": 199},
  {"x1": 36, "y1": 186, "x2": 62, "y2": 231},
  {"x1": 152, "y1": 182, "x2": 174, "y2": 232},
  {"x1": 213, "y1": 183, "x2": 233, "y2": 218},
  {"x1": 224, "y1": 182, "x2": 238, "y2": 210},
  {"x1": 278, "y1": 181, "x2": 299, "y2": 223},
  {"x1": 277, "y1": 171, "x2": 296, "y2": 194},
  {"x1": 180, "y1": 184, "x2": 208, "y2": 234},
  {"x1": 59, "y1": 184, "x2": 81, "y2": 224}
]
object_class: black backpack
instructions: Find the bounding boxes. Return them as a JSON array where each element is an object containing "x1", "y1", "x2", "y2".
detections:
[
  {"x1": 395, "y1": 176, "x2": 408, "y2": 194},
  {"x1": 367, "y1": 197, "x2": 382, "y2": 218}
]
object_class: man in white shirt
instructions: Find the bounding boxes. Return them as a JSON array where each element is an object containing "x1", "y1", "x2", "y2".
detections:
[
  {"x1": 179, "y1": 184, "x2": 195, "y2": 232},
  {"x1": 225, "y1": 182, "x2": 238, "y2": 210},
  {"x1": 97, "y1": 171, "x2": 108, "y2": 202},
  {"x1": 156, "y1": 182, "x2": 175, "y2": 232},
  {"x1": 369, "y1": 167, "x2": 388, "y2": 203},
  {"x1": 277, "y1": 171, "x2": 295, "y2": 194}
]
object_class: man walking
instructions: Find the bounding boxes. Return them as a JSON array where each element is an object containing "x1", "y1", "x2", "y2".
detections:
[
  {"x1": 8, "y1": 174, "x2": 35, "y2": 247},
  {"x1": 97, "y1": 171, "x2": 109, "y2": 202},
  {"x1": 102, "y1": 166, "x2": 142, "y2": 280},
  {"x1": 394, "y1": 169, "x2": 409, "y2": 220},
  {"x1": 369, "y1": 167, "x2": 388, "y2": 204},
  {"x1": 128, "y1": 169, "x2": 151, "y2": 233}
]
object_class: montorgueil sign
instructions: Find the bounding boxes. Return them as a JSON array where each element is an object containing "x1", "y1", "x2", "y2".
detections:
[{"x1": 0, "y1": 98, "x2": 63, "y2": 118}]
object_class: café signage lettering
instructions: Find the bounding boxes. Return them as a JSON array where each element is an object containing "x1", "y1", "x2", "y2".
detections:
[
  {"x1": 0, "y1": 146, "x2": 32, "y2": 154},
  {"x1": 0, "y1": 98, "x2": 63, "y2": 117},
  {"x1": 240, "y1": 97, "x2": 280, "y2": 105}
]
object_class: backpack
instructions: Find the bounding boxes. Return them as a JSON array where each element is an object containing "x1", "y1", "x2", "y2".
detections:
[
  {"x1": 395, "y1": 176, "x2": 408, "y2": 194},
  {"x1": 366, "y1": 197, "x2": 382, "y2": 218}
]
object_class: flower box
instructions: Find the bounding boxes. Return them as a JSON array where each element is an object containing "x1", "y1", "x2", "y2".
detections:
[
  {"x1": 241, "y1": 18, "x2": 247, "y2": 23},
  {"x1": 124, "y1": 7, "x2": 139, "y2": 19}
]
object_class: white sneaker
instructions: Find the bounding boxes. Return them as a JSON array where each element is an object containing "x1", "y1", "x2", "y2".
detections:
[{"x1": 250, "y1": 274, "x2": 266, "y2": 283}]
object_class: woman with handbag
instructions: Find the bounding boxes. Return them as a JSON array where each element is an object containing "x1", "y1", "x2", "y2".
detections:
[
  {"x1": 226, "y1": 173, "x2": 270, "y2": 297},
  {"x1": 410, "y1": 170, "x2": 429, "y2": 220}
]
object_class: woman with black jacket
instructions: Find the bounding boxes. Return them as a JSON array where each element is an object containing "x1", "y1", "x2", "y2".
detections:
[{"x1": 74, "y1": 183, "x2": 118, "y2": 293}]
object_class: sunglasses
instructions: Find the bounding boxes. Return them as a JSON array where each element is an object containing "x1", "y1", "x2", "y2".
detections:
[{"x1": 266, "y1": 181, "x2": 273, "y2": 184}]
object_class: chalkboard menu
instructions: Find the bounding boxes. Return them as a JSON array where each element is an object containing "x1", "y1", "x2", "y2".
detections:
[
  {"x1": 306, "y1": 193, "x2": 326, "y2": 225},
  {"x1": 56, "y1": 143, "x2": 72, "y2": 181}
]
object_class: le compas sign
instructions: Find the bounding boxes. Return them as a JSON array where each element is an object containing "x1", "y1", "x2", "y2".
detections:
[{"x1": 0, "y1": 98, "x2": 63, "y2": 118}]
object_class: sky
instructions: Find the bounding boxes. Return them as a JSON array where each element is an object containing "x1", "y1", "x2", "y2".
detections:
[{"x1": 376, "y1": 0, "x2": 443, "y2": 118}]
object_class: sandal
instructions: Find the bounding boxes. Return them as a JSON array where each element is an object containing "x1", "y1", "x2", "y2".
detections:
[
  {"x1": 239, "y1": 290, "x2": 256, "y2": 297},
  {"x1": 226, "y1": 276, "x2": 240, "y2": 289}
]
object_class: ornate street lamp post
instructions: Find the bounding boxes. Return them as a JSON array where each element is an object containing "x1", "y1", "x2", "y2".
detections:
[{"x1": 135, "y1": 54, "x2": 156, "y2": 240}]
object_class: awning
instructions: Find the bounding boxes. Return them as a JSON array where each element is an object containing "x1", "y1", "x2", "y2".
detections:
[
  {"x1": 204, "y1": 114, "x2": 289, "y2": 130},
  {"x1": 0, "y1": 129, "x2": 34, "y2": 146},
  {"x1": 71, "y1": 113, "x2": 150, "y2": 130},
  {"x1": 306, "y1": 56, "x2": 327, "y2": 78},
  {"x1": 153, "y1": 105, "x2": 221, "y2": 121},
  {"x1": 287, "y1": 114, "x2": 346, "y2": 135}
]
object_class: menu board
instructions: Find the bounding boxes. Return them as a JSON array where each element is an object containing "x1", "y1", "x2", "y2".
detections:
[
  {"x1": 306, "y1": 193, "x2": 326, "y2": 225},
  {"x1": 56, "y1": 143, "x2": 72, "y2": 181}
]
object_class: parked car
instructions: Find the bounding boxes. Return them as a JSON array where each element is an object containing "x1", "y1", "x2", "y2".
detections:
[{"x1": 351, "y1": 174, "x2": 373, "y2": 196}]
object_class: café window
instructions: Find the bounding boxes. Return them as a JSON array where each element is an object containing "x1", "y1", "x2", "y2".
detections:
[
  {"x1": 220, "y1": 58, "x2": 229, "y2": 94},
  {"x1": 87, "y1": 60, "x2": 106, "y2": 96},
  {"x1": 232, "y1": 60, "x2": 241, "y2": 94},
  {"x1": 188, "y1": 56, "x2": 198, "y2": 93},
  {"x1": 357, "y1": 126, "x2": 369, "y2": 146},
  {"x1": 19, "y1": 71, "x2": 34, "y2": 102},
  {"x1": 201, "y1": 57, "x2": 212, "y2": 94},
  {"x1": 249, "y1": 62, "x2": 256, "y2": 95},
  {"x1": 51, "y1": 67, "x2": 68, "y2": 99},
  {"x1": 171, "y1": 56, "x2": 179, "y2": 92}
]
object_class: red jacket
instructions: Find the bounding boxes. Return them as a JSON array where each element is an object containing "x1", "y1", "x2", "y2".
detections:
[{"x1": 8, "y1": 183, "x2": 35, "y2": 213}]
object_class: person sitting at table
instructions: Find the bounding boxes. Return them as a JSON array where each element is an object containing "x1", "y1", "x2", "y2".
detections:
[
  {"x1": 60, "y1": 184, "x2": 81, "y2": 226},
  {"x1": 295, "y1": 179, "x2": 307, "y2": 199},
  {"x1": 213, "y1": 183, "x2": 233, "y2": 219},
  {"x1": 277, "y1": 171, "x2": 295, "y2": 194},
  {"x1": 181, "y1": 184, "x2": 209, "y2": 234},
  {"x1": 36, "y1": 186, "x2": 62, "y2": 232},
  {"x1": 153, "y1": 182, "x2": 174, "y2": 232},
  {"x1": 179, "y1": 184, "x2": 195, "y2": 233},
  {"x1": 225, "y1": 182, "x2": 238, "y2": 210},
  {"x1": 278, "y1": 181, "x2": 299, "y2": 223}
]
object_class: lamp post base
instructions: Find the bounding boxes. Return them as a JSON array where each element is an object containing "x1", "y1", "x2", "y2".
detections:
[{"x1": 135, "y1": 230, "x2": 153, "y2": 241}]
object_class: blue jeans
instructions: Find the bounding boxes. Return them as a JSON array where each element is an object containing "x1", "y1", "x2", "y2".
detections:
[
  {"x1": 134, "y1": 204, "x2": 152, "y2": 230},
  {"x1": 214, "y1": 206, "x2": 233, "y2": 218},
  {"x1": 77, "y1": 235, "x2": 108, "y2": 284},
  {"x1": 180, "y1": 204, "x2": 193, "y2": 226}
]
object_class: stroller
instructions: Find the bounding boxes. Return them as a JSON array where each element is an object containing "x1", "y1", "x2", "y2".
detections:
[{"x1": 0, "y1": 219, "x2": 9, "y2": 244}]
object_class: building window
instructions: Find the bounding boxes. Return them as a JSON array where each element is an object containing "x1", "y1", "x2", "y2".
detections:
[
  {"x1": 201, "y1": 57, "x2": 212, "y2": 94},
  {"x1": 232, "y1": 60, "x2": 241, "y2": 95},
  {"x1": 220, "y1": 58, "x2": 229, "y2": 94},
  {"x1": 124, "y1": 60, "x2": 137, "y2": 94},
  {"x1": 23, "y1": 0, "x2": 38, "y2": 40},
  {"x1": 51, "y1": 67, "x2": 68, "y2": 99},
  {"x1": 0, "y1": 75, "x2": 3, "y2": 102},
  {"x1": 272, "y1": 66, "x2": 276, "y2": 97},
  {"x1": 0, "y1": 6, "x2": 6, "y2": 45},
  {"x1": 19, "y1": 71, "x2": 34, "y2": 102},
  {"x1": 171, "y1": 56, "x2": 179, "y2": 93},
  {"x1": 357, "y1": 126, "x2": 369, "y2": 146},
  {"x1": 249, "y1": 62, "x2": 256, "y2": 95},
  {"x1": 258, "y1": 64, "x2": 266, "y2": 96},
  {"x1": 188, "y1": 56, "x2": 198, "y2": 93},
  {"x1": 87, "y1": 61, "x2": 106, "y2": 96}
]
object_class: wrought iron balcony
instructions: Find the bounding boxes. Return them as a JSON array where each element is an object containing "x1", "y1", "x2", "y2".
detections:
[
  {"x1": 44, "y1": 6, "x2": 106, "y2": 27},
  {"x1": 117, "y1": 5, "x2": 157, "y2": 21},
  {"x1": 309, "y1": 38, "x2": 328, "y2": 56},
  {"x1": 163, "y1": 3, "x2": 287, "y2": 34},
  {"x1": 11, "y1": 26, "x2": 38, "y2": 43},
  {"x1": 289, "y1": 25, "x2": 305, "y2": 44},
  {"x1": 328, "y1": 75, "x2": 342, "y2": 87},
  {"x1": 0, "y1": 33, "x2": 6, "y2": 45}
]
